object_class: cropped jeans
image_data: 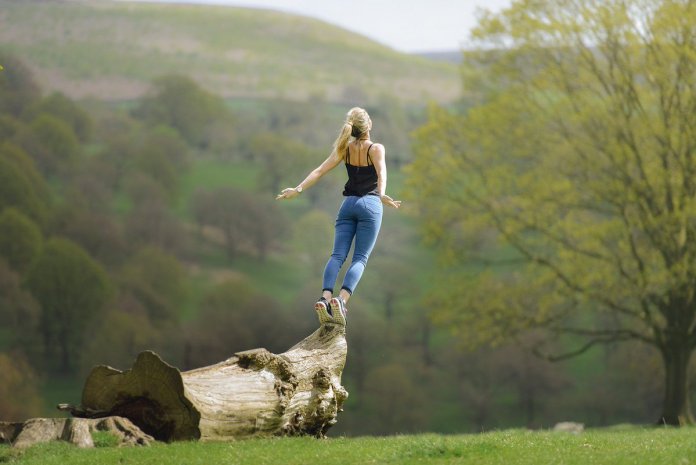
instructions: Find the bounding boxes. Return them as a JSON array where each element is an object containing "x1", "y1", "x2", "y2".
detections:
[{"x1": 322, "y1": 195, "x2": 383, "y2": 295}]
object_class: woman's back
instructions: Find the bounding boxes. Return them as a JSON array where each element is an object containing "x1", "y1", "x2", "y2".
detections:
[
  {"x1": 343, "y1": 140, "x2": 378, "y2": 197},
  {"x1": 346, "y1": 140, "x2": 376, "y2": 167}
]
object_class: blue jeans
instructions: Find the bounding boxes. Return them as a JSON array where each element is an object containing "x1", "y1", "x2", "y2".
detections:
[{"x1": 322, "y1": 195, "x2": 383, "y2": 295}]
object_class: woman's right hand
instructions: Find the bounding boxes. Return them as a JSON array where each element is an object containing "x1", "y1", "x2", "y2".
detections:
[
  {"x1": 381, "y1": 194, "x2": 401, "y2": 209},
  {"x1": 276, "y1": 187, "x2": 300, "y2": 200}
]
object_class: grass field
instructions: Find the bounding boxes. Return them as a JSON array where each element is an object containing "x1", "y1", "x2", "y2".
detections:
[
  {"x1": 0, "y1": 0, "x2": 459, "y2": 103},
  {"x1": 2, "y1": 427, "x2": 695, "y2": 465}
]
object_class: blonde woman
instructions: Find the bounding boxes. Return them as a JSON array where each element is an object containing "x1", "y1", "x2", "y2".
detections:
[{"x1": 276, "y1": 107, "x2": 401, "y2": 325}]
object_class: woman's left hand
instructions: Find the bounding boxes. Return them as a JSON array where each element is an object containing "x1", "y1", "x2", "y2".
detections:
[
  {"x1": 381, "y1": 194, "x2": 402, "y2": 209},
  {"x1": 276, "y1": 188, "x2": 300, "y2": 200}
]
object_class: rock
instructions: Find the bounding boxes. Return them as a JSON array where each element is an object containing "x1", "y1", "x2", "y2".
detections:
[
  {"x1": 553, "y1": 421, "x2": 584, "y2": 434},
  {"x1": 0, "y1": 416, "x2": 153, "y2": 448}
]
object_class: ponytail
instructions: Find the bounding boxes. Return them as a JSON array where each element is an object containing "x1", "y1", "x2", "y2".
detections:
[
  {"x1": 333, "y1": 107, "x2": 372, "y2": 162},
  {"x1": 333, "y1": 122, "x2": 352, "y2": 162}
]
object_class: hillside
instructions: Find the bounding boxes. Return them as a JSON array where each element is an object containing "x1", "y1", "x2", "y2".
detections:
[{"x1": 0, "y1": 0, "x2": 460, "y2": 103}]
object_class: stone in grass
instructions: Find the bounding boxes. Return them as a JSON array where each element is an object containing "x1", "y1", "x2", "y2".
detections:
[
  {"x1": 553, "y1": 422, "x2": 585, "y2": 434},
  {"x1": 0, "y1": 416, "x2": 153, "y2": 448}
]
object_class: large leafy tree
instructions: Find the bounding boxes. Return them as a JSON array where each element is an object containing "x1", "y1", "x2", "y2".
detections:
[
  {"x1": 25, "y1": 238, "x2": 111, "y2": 373},
  {"x1": 119, "y1": 246, "x2": 189, "y2": 324},
  {"x1": 408, "y1": 0, "x2": 696, "y2": 425},
  {"x1": 0, "y1": 52, "x2": 41, "y2": 117},
  {"x1": 0, "y1": 208, "x2": 42, "y2": 274},
  {"x1": 133, "y1": 74, "x2": 229, "y2": 149}
]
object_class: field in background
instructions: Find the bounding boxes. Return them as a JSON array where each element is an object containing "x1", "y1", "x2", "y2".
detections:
[{"x1": 0, "y1": 0, "x2": 459, "y2": 103}]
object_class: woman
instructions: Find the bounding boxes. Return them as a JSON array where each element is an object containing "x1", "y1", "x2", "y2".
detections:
[{"x1": 276, "y1": 107, "x2": 401, "y2": 325}]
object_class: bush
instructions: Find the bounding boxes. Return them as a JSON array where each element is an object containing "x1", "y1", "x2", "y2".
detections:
[{"x1": 0, "y1": 207, "x2": 42, "y2": 274}]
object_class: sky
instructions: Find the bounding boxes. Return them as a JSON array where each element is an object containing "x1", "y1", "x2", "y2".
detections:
[{"x1": 120, "y1": 0, "x2": 514, "y2": 53}]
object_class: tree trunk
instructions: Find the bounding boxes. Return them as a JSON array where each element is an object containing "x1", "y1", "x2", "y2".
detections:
[
  {"x1": 659, "y1": 342, "x2": 694, "y2": 425},
  {"x1": 65, "y1": 323, "x2": 348, "y2": 441}
]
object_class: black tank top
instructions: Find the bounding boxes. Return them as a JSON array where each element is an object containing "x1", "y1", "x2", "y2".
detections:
[{"x1": 342, "y1": 143, "x2": 379, "y2": 197}]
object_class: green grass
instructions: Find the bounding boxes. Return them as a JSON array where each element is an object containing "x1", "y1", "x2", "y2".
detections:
[
  {"x1": 176, "y1": 159, "x2": 260, "y2": 217},
  {"x1": 3, "y1": 427, "x2": 696, "y2": 465}
]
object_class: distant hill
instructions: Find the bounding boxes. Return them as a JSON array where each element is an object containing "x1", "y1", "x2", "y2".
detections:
[
  {"x1": 417, "y1": 51, "x2": 463, "y2": 65},
  {"x1": 0, "y1": 0, "x2": 460, "y2": 103}
]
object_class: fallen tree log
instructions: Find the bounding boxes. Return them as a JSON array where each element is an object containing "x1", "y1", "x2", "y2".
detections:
[{"x1": 63, "y1": 321, "x2": 348, "y2": 441}]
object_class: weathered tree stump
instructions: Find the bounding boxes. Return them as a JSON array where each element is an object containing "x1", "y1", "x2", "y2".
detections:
[
  {"x1": 64, "y1": 322, "x2": 348, "y2": 441},
  {"x1": 0, "y1": 416, "x2": 153, "y2": 448}
]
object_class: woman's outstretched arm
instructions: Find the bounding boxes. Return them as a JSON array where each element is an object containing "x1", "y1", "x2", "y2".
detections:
[{"x1": 276, "y1": 150, "x2": 342, "y2": 200}]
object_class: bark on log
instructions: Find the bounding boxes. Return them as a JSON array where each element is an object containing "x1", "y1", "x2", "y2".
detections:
[
  {"x1": 0, "y1": 416, "x2": 153, "y2": 448},
  {"x1": 66, "y1": 322, "x2": 348, "y2": 441}
]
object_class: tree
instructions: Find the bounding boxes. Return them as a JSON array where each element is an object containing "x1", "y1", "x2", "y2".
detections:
[
  {"x1": 0, "y1": 143, "x2": 51, "y2": 204},
  {"x1": 23, "y1": 92, "x2": 93, "y2": 142},
  {"x1": 25, "y1": 238, "x2": 111, "y2": 373},
  {"x1": 0, "y1": 52, "x2": 41, "y2": 117},
  {"x1": 17, "y1": 113, "x2": 80, "y2": 176},
  {"x1": 191, "y1": 186, "x2": 284, "y2": 261},
  {"x1": 184, "y1": 277, "x2": 305, "y2": 369},
  {"x1": 80, "y1": 306, "x2": 162, "y2": 373},
  {"x1": 123, "y1": 175, "x2": 185, "y2": 253},
  {"x1": 0, "y1": 208, "x2": 42, "y2": 274},
  {"x1": 407, "y1": 0, "x2": 696, "y2": 425},
  {"x1": 0, "y1": 352, "x2": 42, "y2": 421},
  {"x1": 0, "y1": 115, "x2": 22, "y2": 143},
  {"x1": 132, "y1": 125, "x2": 190, "y2": 203},
  {"x1": 243, "y1": 196, "x2": 287, "y2": 261},
  {"x1": 250, "y1": 132, "x2": 316, "y2": 195},
  {"x1": 0, "y1": 261, "x2": 41, "y2": 363},
  {"x1": 0, "y1": 156, "x2": 47, "y2": 224},
  {"x1": 119, "y1": 247, "x2": 189, "y2": 324},
  {"x1": 132, "y1": 74, "x2": 229, "y2": 149},
  {"x1": 361, "y1": 363, "x2": 429, "y2": 434},
  {"x1": 292, "y1": 210, "x2": 334, "y2": 275},
  {"x1": 50, "y1": 206, "x2": 126, "y2": 267}
]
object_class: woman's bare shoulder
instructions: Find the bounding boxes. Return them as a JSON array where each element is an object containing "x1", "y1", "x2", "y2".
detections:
[{"x1": 370, "y1": 143, "x2": 386, "y2": 155}]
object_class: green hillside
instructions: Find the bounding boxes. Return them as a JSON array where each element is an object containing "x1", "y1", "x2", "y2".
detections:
[{"x1": 0, "y1": 0, "x2": 460, "y2": 103}]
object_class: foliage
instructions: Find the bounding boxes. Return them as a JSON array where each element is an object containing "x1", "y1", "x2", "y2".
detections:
[
  {"x1": 23, "y1": 92, "x2": 93, "y2": 142},
  {"x1": 50, "y1": 207, "x2": 126, "y2": 267},
  {"x1": 132, "y1": 125, "x2": 191, "y2": 202},
  {"x1": 184, "y1": 277, "x2": 307, "y2": 368},
  {"x1": 250, "y1": 132, "x2": 316, "y2": 195},
  {"x1": 0, "y1": 114, "x2": 22, "y2": 142},
  {"x1": 80, "y1": 305, "x2": 164, "y2": 373},
  {"x1": 133, "y1": 75, "x2": 229, "y2": 149},
  {"x1": 291, "y1": 209, "x2": 334, "y2": 275},
  {"x1": 0, "y1": 261, "x2": 41, "y2": 359},
  {"x1": 119, "y1": 247, "x2": 189, "y2": 324},
  {"x1": 25, "y1": 238, "x2": 112, "y2": 373},
  {"x1": 0, "y1": 46, "x2": 686, "y2": 436},
  {"x1": 0, "y1": 208, "x2": 42, "y2": 274},
  {"x1": 0, "y1": 351, "x2": 42, "y2": 421},
  {"x1": 123, "y1": 176, "x2": 185, "y2": 252},
  {"x1": 17, "y1": 113, "x2": 80, "y2": 176},
  {"x1": 0, "y1": 50, "x2": 41, "y2": 117},
  {"x1": 0, "y1": 143, "x2": 51, "y2": 204},
  {"x1": 0, "y1": 155, "x2": 47, "y2": 224},
  {"x1": 407, "y1": 0, "x2": 696, "y2": 425},
  {"x1": 191, "y1": 186, "x2": 286, "y2": 261}
]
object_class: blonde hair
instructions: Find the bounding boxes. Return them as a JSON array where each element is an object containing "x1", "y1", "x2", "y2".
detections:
[{"x1": 332, "y1": 107, "x2": 372, "y2": 162}]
